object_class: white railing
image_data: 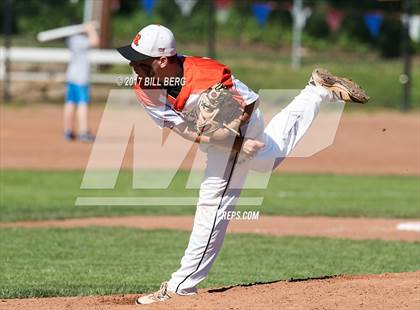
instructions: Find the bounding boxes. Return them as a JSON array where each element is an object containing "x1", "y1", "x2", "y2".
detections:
[{"x1": 0, "y1": 47, "x2": 130, "y2": 84}]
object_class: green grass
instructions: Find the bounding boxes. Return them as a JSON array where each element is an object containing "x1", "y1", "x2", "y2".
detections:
[
  {"x1": 4, "y1": 29, "x2": 420, "y2": 109},
  {"x1": 0, "y1": 227, "x2": 418, "y2": 298},
  {"x1": 1, "y1": 171, "x2": 418, "y2": 221},
  {"x1": 109, "y1": 46, "x2": 420, "y2": 110},
  {"x1": 207, "y1": 47, "x2": 420, "y2": 109}
]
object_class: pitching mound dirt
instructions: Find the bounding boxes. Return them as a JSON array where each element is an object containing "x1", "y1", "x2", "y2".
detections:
[{"x1": 1, "y1": 271, "x2": 419, "y2": 309}]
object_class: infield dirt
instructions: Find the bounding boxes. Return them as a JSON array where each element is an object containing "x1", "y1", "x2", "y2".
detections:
[
  {"x1": 1, "y1": 215, "x2": 418, "y2": 242},
  {"x1": 1, "y1": 104, "x2": 419, "y2": 175}
]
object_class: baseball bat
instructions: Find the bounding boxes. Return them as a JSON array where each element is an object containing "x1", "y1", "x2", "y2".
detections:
[{"x1": 37, "y1": 22, "x2": 98, "y2": 42}]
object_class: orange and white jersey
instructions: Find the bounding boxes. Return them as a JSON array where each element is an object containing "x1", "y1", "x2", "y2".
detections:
[{"x1": 134, "y1": 56, "x2": 259, "y2": 128}]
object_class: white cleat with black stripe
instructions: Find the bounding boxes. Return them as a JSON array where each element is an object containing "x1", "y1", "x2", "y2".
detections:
[{"x1": 135, "y1": 282, "x2": 176, "y2": 305}]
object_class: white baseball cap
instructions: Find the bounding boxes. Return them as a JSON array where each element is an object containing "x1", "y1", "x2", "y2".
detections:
[{"x1": 117, "y1": 24, "x2": 177, "y2": 61}]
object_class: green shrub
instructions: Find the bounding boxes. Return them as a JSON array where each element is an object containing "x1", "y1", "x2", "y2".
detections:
[{"x1": 3, "y1": 0, "x2": 419, "y2": 58}]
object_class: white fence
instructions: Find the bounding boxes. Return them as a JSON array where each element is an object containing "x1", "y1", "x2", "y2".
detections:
[{"x1": 0, "y1": 47, "x2": 130, "y2": 84}]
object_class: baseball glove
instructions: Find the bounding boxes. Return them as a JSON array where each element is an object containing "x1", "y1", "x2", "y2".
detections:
[{"x1": 184, "y1": 83, "x2": 243, "y2": 136}]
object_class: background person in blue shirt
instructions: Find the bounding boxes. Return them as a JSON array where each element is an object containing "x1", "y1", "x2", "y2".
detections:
[{"x1": 64, "y1": 22, "x2": 99, "y2": 142}]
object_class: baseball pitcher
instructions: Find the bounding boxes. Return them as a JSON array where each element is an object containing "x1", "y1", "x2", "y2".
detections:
[{"x1": 117, "y1": 24, "x2": 369, "y2": 305}]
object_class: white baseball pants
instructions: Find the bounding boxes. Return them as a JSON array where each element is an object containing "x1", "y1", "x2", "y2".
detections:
[{"x1": 167, "y1": 85, "x2": 334, "y2": 294}]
